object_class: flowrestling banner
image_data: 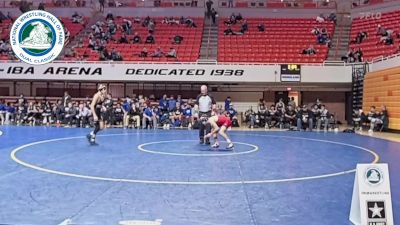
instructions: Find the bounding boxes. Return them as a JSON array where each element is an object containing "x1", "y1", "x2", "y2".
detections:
[{"x1": 0, "y1": 62, "x2": 352, "y2": 83}]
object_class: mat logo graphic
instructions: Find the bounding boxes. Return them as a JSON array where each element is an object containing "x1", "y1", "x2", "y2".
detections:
[
  {"x1": 364, "y1": 167, "x2": 383, "y2": 186},
  {"x1": 10, "y1": 10, "x2": 65, "y2": 65},
  {"x1": 367, "y1": 201, "x2": 386, "y2": 225}
]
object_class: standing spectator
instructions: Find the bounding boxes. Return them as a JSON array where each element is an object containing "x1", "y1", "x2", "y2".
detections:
[
  {"x1": 211, "y1": 8, "x2": 217, "y2": 25},
  {"x1": 195, "y1": 85, "x2": 216, "y2": 144},
  {"x1": 206, "y1": 0, "x2": 213, "y2": 19},
  {"x1": 62, "y1": 91, "x2": 72, "y2": 108},
  {"x1": 228, "y1": 0, "x2": 233, "y2": 7},
  {"x1": 99, "y1": 0, "x2": 105, "y2": 12}
]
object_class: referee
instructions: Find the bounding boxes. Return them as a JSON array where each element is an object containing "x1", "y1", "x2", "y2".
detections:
[{"x1": 195, "y1": 85, "x2": 216, "y2": 144}]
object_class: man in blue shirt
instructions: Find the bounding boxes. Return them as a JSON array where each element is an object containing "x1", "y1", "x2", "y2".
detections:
[
  {"x1": 167, "y1": 95, "x2": 177, "y2": 112},
  {"x1": 0, "y1": 100, "x2": 6, "y2": 125},
  {"x1": 159, "y1": 94, "x2": 168, "y2": 112},
  {"x1": 224, "y1": 96, "x2": 231, "y2": 111},
  {"x1": 142, "y1": 103, "x2": 157, "y2": 129}
]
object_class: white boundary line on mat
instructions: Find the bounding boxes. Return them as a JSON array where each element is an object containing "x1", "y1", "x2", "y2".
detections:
[{"x1": 10, "y1": 133, "x2": 380, "y2": 185}]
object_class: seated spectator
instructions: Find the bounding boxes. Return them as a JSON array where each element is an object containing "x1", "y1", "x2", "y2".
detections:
[
  {"x1": 128, "y1": 102, "x2": 141, "y2": 128},
  {"x1": 369, "y1": 105, "x2": 388, "y2": 132},
  {"x1": 257, "y1": 23, "x2": 265, "y2": 32},
  {"x1": 352, "y1": 108, "x2": 365, "y2": 131},
  {"x1": 239, "y1": 20, "x2": 248, "y2": 34},
  {"x1": 132, "y1": 32, "x2": 141, "y2": 44},
  {"x1": 173, "y1": 35, "x2": 183, "y2": 44},
  {"x1": 366, "y1": 106, "x2": 378, "y2": 131},
  {"x1": 166, "y1": 48, "x2": 177, "y2": 58},
  {"x1": 152, "y1": 47, "x2": 163, "y2": 57},
  {"x1": 316, "y1": 14, "x2": 325, "y2": 23},
  {"x1": 377, "y1": 25, "x2": 386, "y2": 36},
  {"x1": 184, "y1": 18, "x2": 197, "y2": 28},
  {"x1": 227, "y1": 103, "x2": 239, "y2": 127},
  {"x1": 5, "y1": 102, "x2": 16, "y2": 125},
  {"x1": 142, "y1": 103, "x2": 157, "y2": 129},
  {"x1": 244, "y1": 106, "x2": 256, "y2": 128},
  {"x1": 378, "y1": 34, "x2": 394, "y2": 45},
  {"x1": 317, "y1": 105, "x2": 330, "y2": 131},
  {"x1": 0, "y1": 40, "x2": 10, "y2": 54},
  {"x1": 284, "y1": 105, "x2": 297, "y2": 128},
  {"x1": 236, "y1": 13, "x2": 243, "y2": 22},
  {"x1": 106, "y1": 11, "x2": 114, "y2": 21},
  {"x1": 76, "y1": 103, "x2": 90, "y2": 128},
  {"x1": 352, "y1": 31, "x2": 367, "y2": 44},
  {"x1": 147, "y1": 19, "x2": 155, "y2": 33},
  {"x1": 72, "y1": 12, "x2": 83, "y2": 24},
  {"x1": 311, "y1": 27, "x2": 320, "y2": 35},
  {"x1": 302, "y1": 45, "x2": 316, "y2": 55},
  {"x1": 145, "y1": 34, "x2": 155, "y2": 44},
  {"x1": 328, "y1": 12, "x2": 337, "y2": 23},
  {"x1": 297, "y1": 105, "x2": 313, "y2": 131},
  {"x1": 181, "y1": 102, "x2": 193, "y2": 128},
  {"x1": 224, "y1": 25, "x2": 235, "y2": 35},
  {"x1": 118, "y1": 34, "x2": 129, "y2": 44},
  {"x1": 122, "y1": 19, "x2": 132, "y2": 35},
  {"x1": 64, "y1": 102, "x2": 77, "y2": 127},
  {"x1": 139, "y1": 47, "x2": 148, "y2": 57}
]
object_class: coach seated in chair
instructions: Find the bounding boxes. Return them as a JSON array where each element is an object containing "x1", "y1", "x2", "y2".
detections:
[
  {"x1": 317, "y1": 105, "x2": 330, "y2": 131},
  {"x1": 369, "y1": 105, "x2": 389, "y2": 132},
  {"x1": 142, "y1": 103, "x2": 157, "y2": 129},
  {"x1": 284, "y1": 105, "x2": 297, "y2": 129},
  {"x1": 297, "y1": 105, "x2": 313, "y2": 131}
]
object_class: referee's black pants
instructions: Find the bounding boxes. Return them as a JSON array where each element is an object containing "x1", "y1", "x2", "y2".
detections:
[{"x1": 199, "y1": 111, "x2": 212, "y2": 141}]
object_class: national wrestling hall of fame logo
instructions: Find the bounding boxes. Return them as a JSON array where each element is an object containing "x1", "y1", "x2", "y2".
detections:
[{"x1": 10, "y1": 10, "x2": 65, "y2": 65}]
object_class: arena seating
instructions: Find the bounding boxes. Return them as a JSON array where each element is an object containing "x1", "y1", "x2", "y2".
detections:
[
  {"x1": 350, "y1": 10, "x2": 400, "y2": 61},
  {"x1": 218, "y1": 18, "x2": 334, "y2": 63},
  {"x1": 72, "y1": 17, "x2": 203, "y2": 62}
]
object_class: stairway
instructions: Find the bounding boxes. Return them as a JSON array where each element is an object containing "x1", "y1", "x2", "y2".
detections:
[
  {"x1": 327, "y1": 24, "x2": 352, "y2": 61},
  {"x1": 198, "y1": 17, "x2": 218, "y2": 61}
]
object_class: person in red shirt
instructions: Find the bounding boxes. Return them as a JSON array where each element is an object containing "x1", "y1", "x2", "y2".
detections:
[{"x1": 204, "y1": 112, "x2": 234, "y2": 149}]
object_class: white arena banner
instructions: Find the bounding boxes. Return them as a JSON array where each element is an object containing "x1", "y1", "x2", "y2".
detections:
[{"x1": 0, "y1": 62, "x2": 352, "y2": 83}]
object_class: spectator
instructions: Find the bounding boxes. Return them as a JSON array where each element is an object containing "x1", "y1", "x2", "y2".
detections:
[
  {"x1": 72, "y1": 12, "x2": 83, "y2": 24},
  {"x1": 288, "y1": 97, "x2": 296, "y2": 108},
  {"x1": 0, "y1": 100, "x2": 5, "y2": 125},
  {"x1": 64, "y1": 102, "x2": 77, "y2": 127},
  {"x1": 142, "y1": 103, "x2": 157, "y2": 129},
  {"x1": 113, "y1": 103, "x2": 123, "y2": 126},
  {"x1": 145, "y1": 34, "x2": 155, "y2": 44},
  {"x1": 152, "y1": 47, "x2": 163, "y2": 57},
  {"x1": 182, "y1": 102, "x2": 193, "y2": 128},
  {"x1": 228, "y1": 0, "x2": 233, "y2": 7},
  {"x1": 224, "y1": 25, "x2": 235, "y2": 35},
  {"x1": 122, "y1": 19, "x2": 132, "y2": 35},
  {"x1": 173, "y1": 35, "x2": 183, "y2": 44},
  {"x1": 118, "y1": 34, "x2": 129, "y2": 44},
  {"x1": 184, "y1": 18, "x2": 197, "y2": 28},
  {"x1": 328, "y1": 12, "x2": 337, "y2": 23},
  {"x1": 377, "y1": 25, "x2": 386, "y2": 36},
  {"x1": 369, "y1": 105, "x2": 388, "y2": 132},
  {"x1": 77, "y1": 103, "x2": 90, "y2": 128},
  {"x1": 38, "y1": 2, "x2": 45, "y2": 10},
  {"x1": 139, "y1": 47, "x2": 148, "y2": 57},
  {"x1": 206, "y1": 0, "x2": 213, "y2": 19},
  {"x1": 317, "y1": 105, "x2": 330, "y2": 131},
  {"x1": 352, "y1": 108, "x2": 364, "y2": 131},
  {"x1": 297, "y1": 105, "x2": 313, "y2": 131},
  {"x1": 354, "y1": 48, "x2": 363, "y2": 62},
  {"x1": 352, "y1": 31, "x2": 367, "y2": 44},
  {"x1": 316, "y1": 14, "x2": 325, "y2": 23},
  {"x1": 132, "y1": 32, "x2": 141, "y2": 44},
  {"x1": 302, "y1": 45, "x2": 316, "y2": 55},
  {"x1": 224, "y1": 96, "x2": 231, "y2": 111},
  {"x1": 284, "y1": 105, "x2": 297, "y2": 128},
  {"x1": 211, "y1": 8, "x2": 217, "y2": 25},
  {"x1": 128, "y1": 102, "x2": 141, "y2": 128},
  {"x1": 99, "y1": 0, "x2": 105, "y2": 12},
  {"x1": 166, "y1": 48, "x2": 177, "y2": 58},
  {"x1": 5, "y1": 102, "x2": 16, "y2": 125},
  {"x1": 168, "y1": 95, "x2": 177, "y2": 112},
  {"x1": 244, "y1": 106, "x2": 256, "y2": 128},
  {"x1": 106, "y1": 11, "x2": 114, "y2": 21},
  {"x1": 62, "y1": 91, "x2": 72, "y2": 108},
  {"x1": 257, "y1": 23, "x2": 265, "y2": 32},
  {"x1": 239, "y1": 20, "x2": 248, "y2": 34}
]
